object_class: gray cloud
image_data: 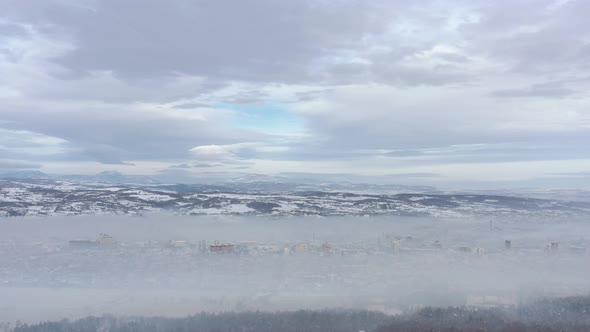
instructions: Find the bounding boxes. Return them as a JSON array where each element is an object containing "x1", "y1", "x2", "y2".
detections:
[
  {"x1": 405, "y1": 144, "x2": 590, "y2": 165},
  {"x1": 1, "y1": 0, "x2": 590, "y2": 184},
  {"x1": 0, "y1": 101, "x2": 267, "y2": 164},
  {"x1": 462, "y1": 0, "x2": 590, "y2": 75},
  {"x1": 241, "y1": 139, "x2": 590, "y2": 167},
  {"x1": 172, "y1": 102, "x2": 210, "y2": 109},
  {"x1": 492, "y1": 82, "x2": 577, "y2": 98},
  {"x1": 0, "y1": 0, "x2": 473, "y2": 88},
  {"x1": 384, "y1": 173, "x2": 442, "y2": 178},
  {"x1": 1, "y1": 0, "x2": 402, "y2": 82},
  {"x1": 193, "y1": 163, "x2": 217, "y2": 168},
  {"x1": 372, "y1": 64, "x2": 471, "y2": 87},
  {"x1": 0, "y1": 22, "x2": 29, "y2": 43},
  {"x1": 169, "y1": 163, "x2": 192, "y2": 169},
  {"x1": 386, "y1": 150, "x2": 427, "y2": 157},
  {"x1": 293, "y1": 84, "x2": 590, "y2": 156},
  {"x1": 169, "y1": 163, "x2": 217, "y2": 169}
]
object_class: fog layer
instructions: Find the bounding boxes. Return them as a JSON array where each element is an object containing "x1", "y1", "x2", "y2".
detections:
[{"x1": 1, "y1": 215, "x2": 589, "y2": 323}]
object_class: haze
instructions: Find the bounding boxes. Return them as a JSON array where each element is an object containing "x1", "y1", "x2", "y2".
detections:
[{"x1": 1, "y1": 215, "x2": 589, "y2": 323}]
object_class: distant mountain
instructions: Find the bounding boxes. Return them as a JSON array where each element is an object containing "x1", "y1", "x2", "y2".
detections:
[
  {"x1": 56, "y1": 171, "x2": 160, "y2": 185},
  {"x1": 227, "y1": 173, "x2": 291, "y2": 184},
  {"x1": 0, "y1": 171, "x2": 434, "y2": 193},
  {"x1": 0, "y1": 170, "x2": 50, "y2": 179},
  {"x1": 7, "y1": 171, "x2": 588, "y2": 203},
  {"x1": 0, "y1": 170, "x2": 160, "y2": 185}
]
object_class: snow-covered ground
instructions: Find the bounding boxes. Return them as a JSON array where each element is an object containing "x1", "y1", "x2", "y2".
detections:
[{"x1": 0, "y1": 179, "x2": 588, "y2": 218}]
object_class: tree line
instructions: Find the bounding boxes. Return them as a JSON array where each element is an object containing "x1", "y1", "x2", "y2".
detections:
[{"x1": 7, "y1": 295, "x2": 590, "y2": 332}]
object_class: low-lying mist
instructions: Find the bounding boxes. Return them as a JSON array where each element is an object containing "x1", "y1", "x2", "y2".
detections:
[{"x1": 0, "y1": 214, "x2": 589, "y2": 323}]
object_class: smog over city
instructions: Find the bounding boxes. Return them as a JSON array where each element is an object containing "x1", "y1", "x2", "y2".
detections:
[
  {"x1": 2, "y1": 0, "x2": 590, "y2": 331},
  {"x1": 0, "y1": 214, "x2": 589, "y2": 318}
]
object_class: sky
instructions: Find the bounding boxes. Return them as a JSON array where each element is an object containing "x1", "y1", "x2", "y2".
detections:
[{"x1": 0, "y1": 0, "x2": 590, "y2": 188}]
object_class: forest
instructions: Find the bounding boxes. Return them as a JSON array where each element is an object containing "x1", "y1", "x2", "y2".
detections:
[{"x1": 5, "y1": 295, "x2": 590, "y2": 332}]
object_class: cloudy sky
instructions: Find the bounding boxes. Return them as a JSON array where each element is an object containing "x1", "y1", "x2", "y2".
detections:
[{"x1": 1, "y1": 0, "x2": 589, "y2": 187}]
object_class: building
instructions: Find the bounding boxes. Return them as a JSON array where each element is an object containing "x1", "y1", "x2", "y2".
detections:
[
  {"x1": 70, "y1": 233, "x2": 116, "y2": 249},
  {"x1": 295, "y1": 243, "x2": 305, "y2": 254},
  {"x1": 198, "y1": 240, "x2": 208, "y2": 254},
  {"x1": 457, "y1": 246, "x2": 472, "y2": 253},
  {"x1": 545, "y1": 242, "x2": 559, "y2": 252},
  {"x1": 505, "y1": 240, "x2": 511, "y2": 250},
  {"x1": 97, "y1": 233, "x2": 115, "y2": 247},
  {"x1": 167, "y1": 240, "x2": 190, "y2": 249},
  {"x1": 209, "y1": 243, "x2": 234, "y2": 253},
  {"x1": 392, "y1": 240, "x2": 402, "y2": 253}
]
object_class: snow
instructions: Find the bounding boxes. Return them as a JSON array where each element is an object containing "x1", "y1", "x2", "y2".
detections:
[
  {"x1": 408, "y1": 196, "x2": 434, "y2": 201},
  {"x1": 127, "y1": 191, "x2": 175, "y2": 202},
  {"x1": 226, "y1": 204, "x2": 254, "y2": 213},
  {"x1": 0, "y1": 179, "x2": 586, "y2": 219}
]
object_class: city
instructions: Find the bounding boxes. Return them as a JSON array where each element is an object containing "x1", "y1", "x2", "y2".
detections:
[{"x1": 1, "y1": 215, "x2": 588, "y2": 323}]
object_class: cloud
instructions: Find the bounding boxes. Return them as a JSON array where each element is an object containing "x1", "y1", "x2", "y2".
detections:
[
  {"x1": 386, "y1": 150, "x2": 426, "y2": 157},
  {"x1": 384, "y1": 172, "x2": 442, "y2": 178},
  {"x1": 293, "y1": 84, "x2": 590, "y2": 150},
  {"x1": 0, "y1": 128, "x2": 67, "y2": 162},
  {"x1": 383, "y1": 143, "x2": 590, "y2": 165},
  {"x1": 1, "y1": 0, "x2": 405, "y2": 83},
  {"x1": 460, "y1": 0, "x2": 590, "y2": 75},
  {"x1": 492, "y1": 82, "x2": 577, "y2": 98},
  {"x1": 0, "y1": 0, "x2": 478, "y2": 88},
  {"x1": 169, "y1": 163, "x2": 192, "y2": 169},
  {"x1": 0, "y1": 100, "x2": 266, "y2": 164},
  {"x1": 189, "y1": 144, "x2": 240, "y2": 161},
  {"x1": 81, "y1": 144, "x2": 135, "y2": 165},
  {"x1": 193, "y1": 163, "x2": 216, "y2": 168},
  {"x1": 189, "y1": 142, "x2": 263, "y2": 162},
  {"x1": 1, "y1": 0, "x2": 590, "y2": 185}
]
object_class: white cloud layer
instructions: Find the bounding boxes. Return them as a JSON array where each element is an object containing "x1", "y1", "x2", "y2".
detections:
[{"x1": 0, "y1": 0, "x2": 589, "y2": 186}]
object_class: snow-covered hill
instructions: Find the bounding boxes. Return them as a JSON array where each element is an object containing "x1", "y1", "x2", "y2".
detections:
[{"x1": 1, "y1": 179, "x2": 588, "y2": 218}]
